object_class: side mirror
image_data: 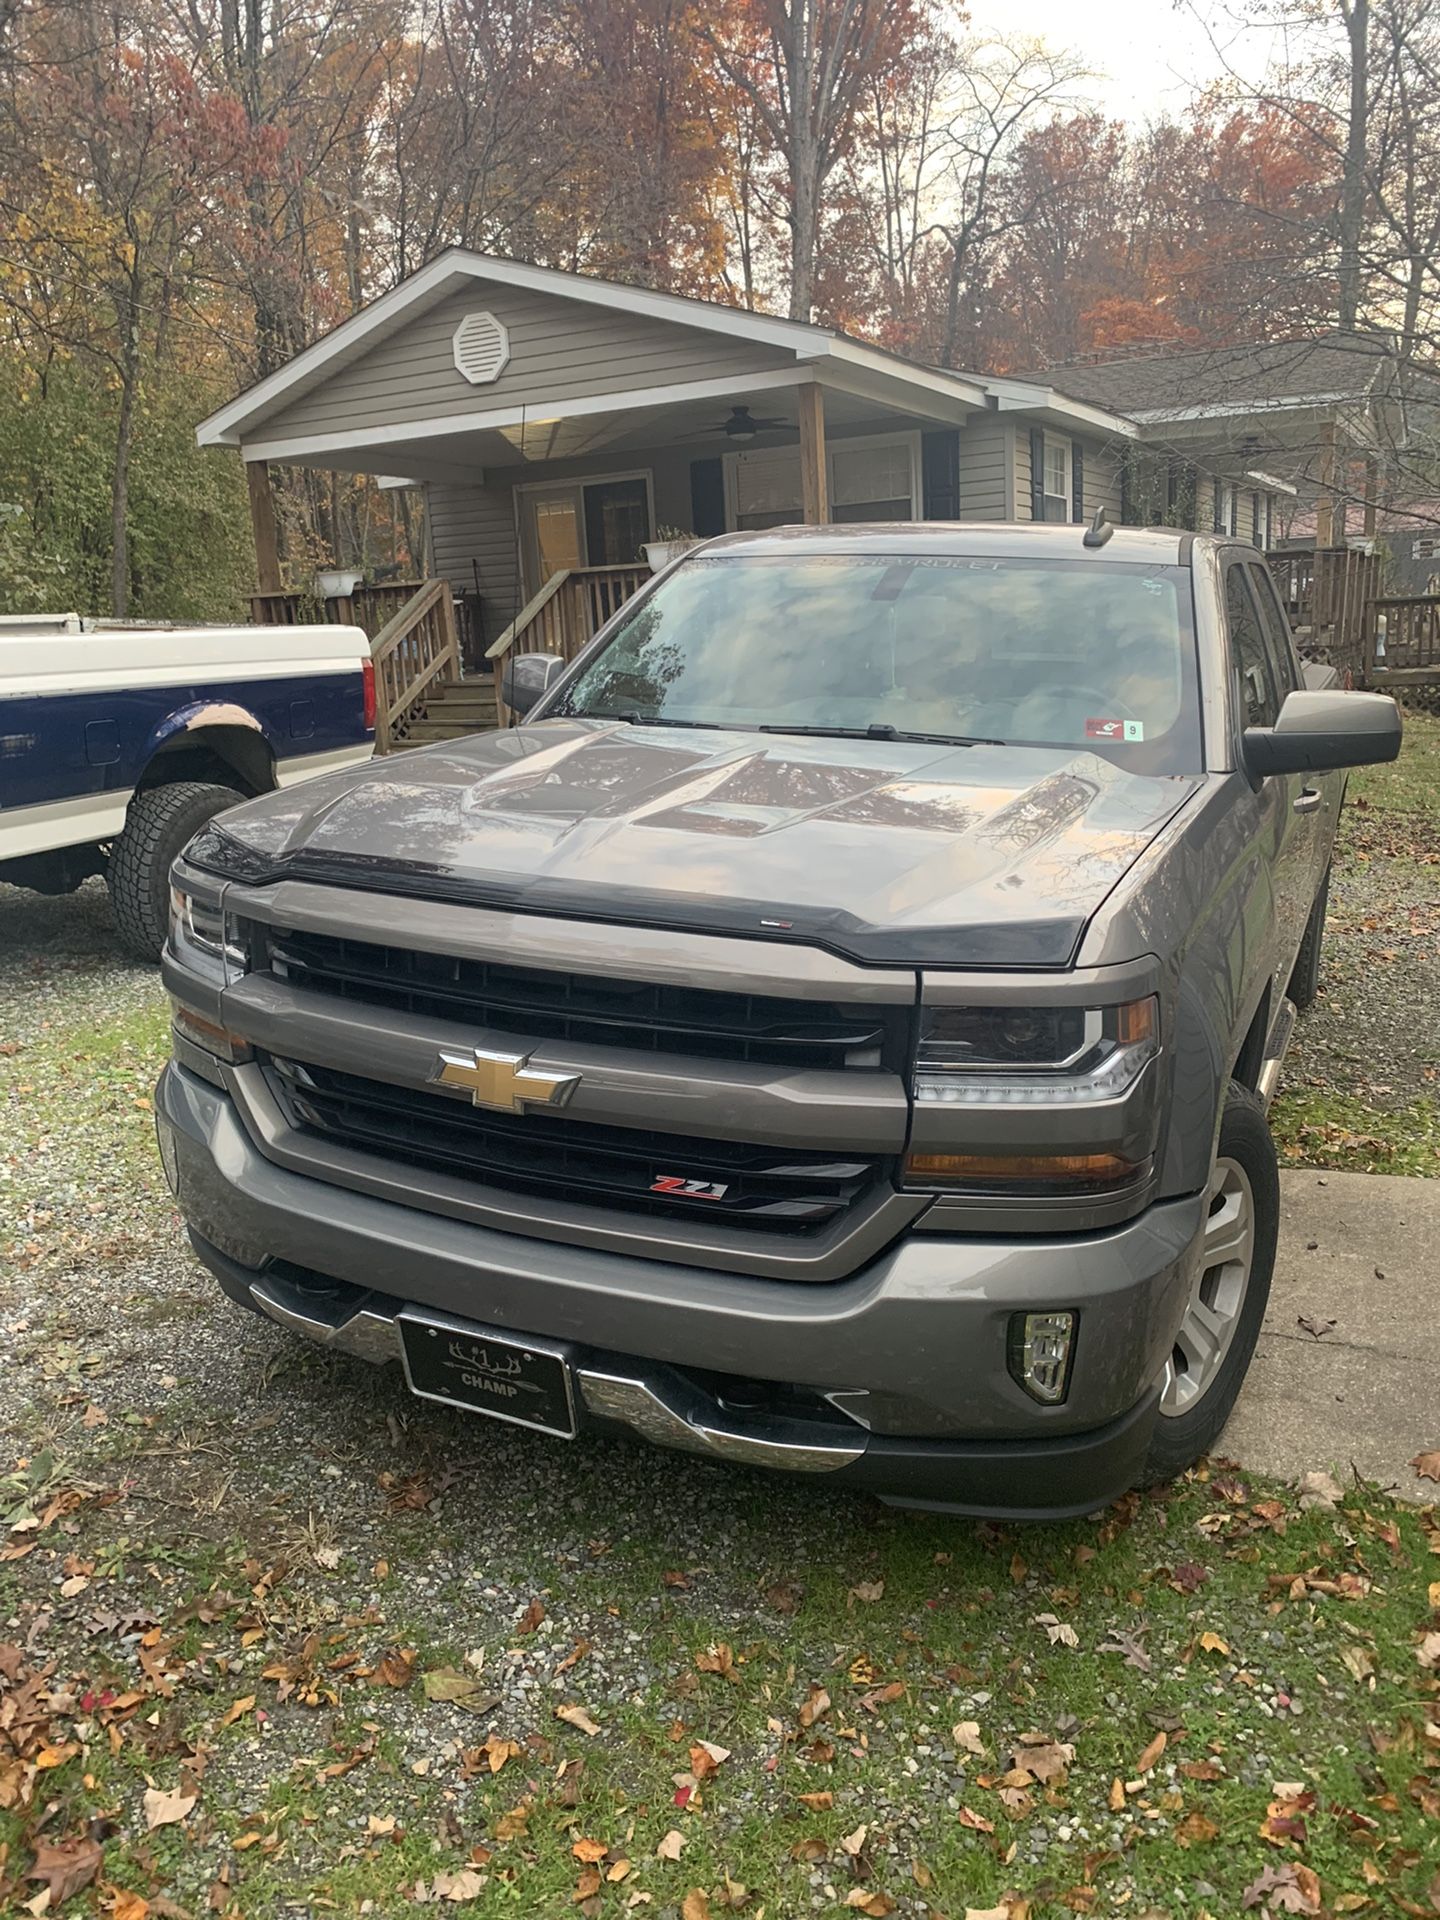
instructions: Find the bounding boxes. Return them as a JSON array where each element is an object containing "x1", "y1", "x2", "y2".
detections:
[
  {"x1": 1244, "y1": 688, "x2": 1402, "y2": 777},
  {"x1": 501, "y1": 650, "x2": 565, "y2": 718}
]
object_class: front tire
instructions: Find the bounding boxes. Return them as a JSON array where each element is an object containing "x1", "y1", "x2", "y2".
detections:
[
  {"x1": 1143, "y1": 1082, "x2": 1279, "y2": 1484},
  {"x1": 108, "y1": 781, "x2": 240, "y2": 961}
]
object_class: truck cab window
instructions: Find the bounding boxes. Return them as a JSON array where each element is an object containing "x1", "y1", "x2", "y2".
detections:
[
  {"x1": 1226, "y1": 564, "x2": 1278, "y2": 728},
  {"x1": 1246, "y1": 562, "x2": 1299, "y2": 695}
]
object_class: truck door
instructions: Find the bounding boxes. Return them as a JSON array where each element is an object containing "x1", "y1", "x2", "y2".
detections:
[{"x1": 1223, "y1": 559, "x2": 1313, "y2": 989}]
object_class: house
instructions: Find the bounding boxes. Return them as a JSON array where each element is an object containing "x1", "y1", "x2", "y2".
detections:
[
  {"x1": 198, "y1": 251, "x2": 1147, "y2": 640},
  {"x1": 192, "y1": 253, "x2": 1336, "y2": 739},
  {"x1": 1034, "y1": 333, "x2": 1433, "y2": 550}
]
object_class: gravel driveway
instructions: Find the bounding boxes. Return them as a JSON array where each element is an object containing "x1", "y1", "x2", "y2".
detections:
[{"x1": 2, "y1": 876, "x2": 1437, "y2": 1920}]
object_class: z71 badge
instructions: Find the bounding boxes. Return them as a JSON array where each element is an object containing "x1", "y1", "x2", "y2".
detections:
[{"x1": 650, "y1": 1175, "x2": 730, "y2": 1199}]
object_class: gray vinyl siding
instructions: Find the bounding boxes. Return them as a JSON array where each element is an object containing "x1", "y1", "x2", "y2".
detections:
[
  {"x1": 253, "y1": 285, "x2": 796, "y2": 443},
  {"x1": 956, "y1": 415, "x2": 1011, "y2": 519},
  {"x1": 1083, "y1": 440, "x2": 1125, "y2": 523},
  {"x1": 426, "y1": 481, "x2": 518, "y2": 647}
]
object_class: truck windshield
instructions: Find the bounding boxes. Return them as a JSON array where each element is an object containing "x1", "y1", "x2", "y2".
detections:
[{"x1": 551, "y1": 552, "x2": 1203, "y2": 774}]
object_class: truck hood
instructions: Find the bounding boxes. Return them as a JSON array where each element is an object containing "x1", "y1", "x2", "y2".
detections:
[{"x1": 206, "y1": 720, "x2": 1203, "y2": 968}]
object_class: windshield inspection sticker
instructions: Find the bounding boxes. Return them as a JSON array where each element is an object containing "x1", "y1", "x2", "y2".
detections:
[{"x1": 1086, "y1": 718, "x2": 1145, "y2": 742}]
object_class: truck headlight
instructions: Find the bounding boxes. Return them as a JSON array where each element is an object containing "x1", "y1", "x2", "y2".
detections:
[
  {"x1": 168, "y1": 880, "x2": 248, "y2": 988},
  {"x1": 904, "y1": 998, "x2": 1160, "y2": 1196},
  {"x1": 913, "y1": 998, "x2": 1158, "y2": 1106}
]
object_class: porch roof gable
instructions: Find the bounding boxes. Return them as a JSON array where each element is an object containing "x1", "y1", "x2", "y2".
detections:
[{"x1": 197, "y1": 249, "x2": 999, "y2": 451}]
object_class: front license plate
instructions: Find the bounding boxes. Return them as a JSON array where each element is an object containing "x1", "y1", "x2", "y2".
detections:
[{"x1": 397, "y1": 1309, "x2": 577, "y2": 1438}]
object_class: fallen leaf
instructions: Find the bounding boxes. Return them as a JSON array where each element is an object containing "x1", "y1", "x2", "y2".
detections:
[
  {"x1": 958, "y1": 1806, "x2": 995, "y2": 1832},
  {"x1": 1135, "y1": 1731, "x2": 1166, "y2": 1773},
  {"x1": 143, "y1": 1786, "x2": 197, "y2": 1830},
  {"x1": 688, "y1": 1740, "x2": 730, "y2": 1779},
  {"x1": 573, "y1": 1839, "x2": 609, "y2": 1864},
  {"x1": 25, "y1": 1837, "x2": 103, "y2": 1904},
  {"x1": 1297, "y1": 1470, "x2": 1343, "y2": 1510},
  {"x1": 844, "y1": 1893, "x2": 895, "y2": 1917},
  {"x1": 1108, "y1": 1777, "x2": 1125, "y2": 1811},
  {"x1": 371, "y1": 1648, "x2": 417, "y2": 1690},
  {"x1": 1198, "y1": 1632, "x2": 1230, "y2": 1656},
  {"x1": 850, "y1": 1580, "x2": 884, "y2": 1604},
  {"x1": 607, "y1": 1860, "x2": 632, "y2": 1883},
  {"x1": 422, "y1": 1667, "x2": 497, "y2": 1711},
  {"x1": 952, "y1": 1720, "x2": 985, "y2": 1754},
  {"x1": 1413, "y1": 1450, "x2": 1440, "y2": 1484},
  {"x1": 494, "y1": 1799, "x2": 532, "y2": 1841},
  {"x1": 1033, "y1": 1612, "x2": 1078, "y2": 1649},
  {"x1": 433, "y1": 1868, "x2": 486, "y2": 1902},
  {"x1": 656, "y1": 1829, "x2": 685, "y2": 1861},
  {"x1": 840, "y1": 1823, "x2": 868, "y2": 1856},
  {"x1": 796, "y1": 1791, "x2": 833, "y2": 1810},
  {"x1": 110, "y1": 1892, "x2": 149, "y2": 1920},
  {"x1": 799, "y1": 1685, "x2": 831, "y2": 1727},
  {"x1": 219, "y1": 1693, "x2": 256, "y2": 1729},
  {"x1": 556, "y1": 1704, "x2": 602, "y2": 1736},
  {"x1": 1177, "y1": 1810, "x2": 1219, "y2": 1846},
  {"x1": 517, "y1": 1596, "x2": 546, "y2": 1634},
  {"x1": 1418, "y1": 1633, "x2": 1440, "y2": 1672},
  {"x1": 682, "y1": 1892, "x2": 711, "y2": 1920}
]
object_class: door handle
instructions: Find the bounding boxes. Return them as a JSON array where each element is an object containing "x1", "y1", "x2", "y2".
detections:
[{"x1": 1293, "y1": 787, "x2": 1323, "y2": 813}]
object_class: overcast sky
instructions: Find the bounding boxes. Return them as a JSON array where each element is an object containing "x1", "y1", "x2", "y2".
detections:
[{"x1": 963, "y1": 0, "x2": 1292, "y2": 123}]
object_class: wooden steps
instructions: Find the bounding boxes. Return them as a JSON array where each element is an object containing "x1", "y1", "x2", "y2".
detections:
[{"x1": 398, "y1": 676, "x2": 500, "y2": 745}]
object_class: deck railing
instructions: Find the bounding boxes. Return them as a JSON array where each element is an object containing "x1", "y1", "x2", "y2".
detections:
[
  {"x1": 370, "y1": 578, "x2": 461, "y2": 752},
  {"x1": 486, "y1": 564, "x2": 650, "y2": 724},
  {"x1": 1367, "y1": 595, "x2": 1440, "y2": 678},
  {"x1": 250, "y1": 579, "x2": 425, "y2": 640},
  {"x1": 1266, "y1": 547, "x2": 1381, "y2": 683}
]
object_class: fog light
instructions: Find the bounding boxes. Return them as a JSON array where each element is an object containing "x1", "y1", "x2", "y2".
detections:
[{"x1": 1009, "y1": 1310, "x2": 1076, "y2": 1404}]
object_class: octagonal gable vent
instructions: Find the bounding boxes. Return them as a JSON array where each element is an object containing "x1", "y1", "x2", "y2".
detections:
[{"x1": 452, "y1": 310, "x2": 510, "y2": 386}]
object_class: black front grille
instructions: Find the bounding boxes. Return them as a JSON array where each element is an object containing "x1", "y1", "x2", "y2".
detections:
[
  {"x1": 264, "y1": 1055, "x2": 889, "y2": 1233},
  {"x1": 263, "y1": 927, "x2": 905, "y2": 1071}
]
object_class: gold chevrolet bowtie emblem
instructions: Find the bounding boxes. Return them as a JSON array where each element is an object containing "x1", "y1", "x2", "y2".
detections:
[{"x1": 429, "y1": 1046, "x2": 580, "y2": 1114}]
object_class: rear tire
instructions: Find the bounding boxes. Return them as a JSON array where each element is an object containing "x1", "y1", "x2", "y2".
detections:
[
  {"x1": 1143, "y1": 1082, "x2": 1279, "y2": 1484},
  {"x1": 1287, "y1": 867, "x2": 1330, "y2": 1012},
  {"x1": 108, "y1": 781, "x2": 240, "y2": 962}
]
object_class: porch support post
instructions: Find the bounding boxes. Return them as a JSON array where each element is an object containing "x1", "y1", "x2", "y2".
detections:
[
  {"x1": 1363, "y1": 456, "x2": 1378, "y2": 537},
  {"x1": 246, "y1": 458, "x2": 284, "y2": 595},
  {"x1": 798, "y1": 382, "x2": 829, "y2": 525},
  {"x1": 1315, "y1": 421, "x2": 1339, "y2": 548}
]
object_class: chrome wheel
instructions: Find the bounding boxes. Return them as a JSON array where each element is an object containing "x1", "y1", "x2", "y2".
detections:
[{"x1": 1159, "y1": 1157, "x2": 1255, "y2": 1418}]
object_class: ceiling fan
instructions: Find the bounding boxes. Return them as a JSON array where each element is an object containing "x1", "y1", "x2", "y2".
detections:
[{"x1": 693, "y1": 404, "x2": 793, "y2": 443}]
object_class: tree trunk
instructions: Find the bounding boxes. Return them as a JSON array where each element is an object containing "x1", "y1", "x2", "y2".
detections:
[
  {"x1": 1337, "y1": 0, "x2": 1369, "y2": 331},
  {"x1": 110, "y1": 301, "x2": 141, "y2": 619}
]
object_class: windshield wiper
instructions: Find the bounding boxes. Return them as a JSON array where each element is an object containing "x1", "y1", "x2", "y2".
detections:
[
  {"x1": 757, "y1": 723, "x2": 1001, "y2": 748},
  {"x1": 580, "y1": 711, "x2": 726, "y2": 730}
]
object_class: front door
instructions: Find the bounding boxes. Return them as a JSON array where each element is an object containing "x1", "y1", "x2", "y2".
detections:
[{"x1": 520, "y1": 475, "x2": 652, "y2": 597}]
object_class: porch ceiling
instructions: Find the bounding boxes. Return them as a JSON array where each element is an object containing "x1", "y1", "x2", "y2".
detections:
[{"x1": 267, "y1": 375, "x2": 962, "y2": 486}]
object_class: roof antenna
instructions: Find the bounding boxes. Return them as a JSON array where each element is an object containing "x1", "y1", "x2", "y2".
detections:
[{"x1": 1083, "y1": 505, "x2": 1114, "y2": 548}]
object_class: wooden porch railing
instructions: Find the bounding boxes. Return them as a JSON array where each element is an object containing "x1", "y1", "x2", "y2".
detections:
[
  {"x1": 250, "y1": 579, "x2": 425, "y2": 640},
  {"x1": 1266, "y1": 546, "x2": 1380, "y2": 682},
  {"x1": 370, "y1": 578, "x2": 461, "y2": 752},
  {"x1": 1366, "y1": 595, "x2": 1440, "y2": 678},
  {"x1": 486, "y1": 564, "x2": 650, "y2": 724}
]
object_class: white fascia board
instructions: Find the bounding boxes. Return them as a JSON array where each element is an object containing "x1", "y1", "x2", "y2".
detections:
[
  {"x1": 810, "y1": 357, "x2": 975, "y2": 426},
  {"x1": 198, "y1": 251, "x2": 833, "y2": 449},
  {"x1": 986, "y1": 376, "x2": 1139, "y2": 439},
  {"x1": 1244, "y1": 470, "x2": 1299, "y2": 495},
  {"x1": 1129, "y1": 394, "x2": 1353, "y2": 424},
  {"x1": 242, "y1": 366, "x2": 819, "y2": 465},
  {"x1": 814, "y1": 338, "x2": 989, "y2": 412}
]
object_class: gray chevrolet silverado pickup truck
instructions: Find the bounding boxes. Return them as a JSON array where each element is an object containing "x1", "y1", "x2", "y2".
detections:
[{"x1": 156, "y1": 522, "x2": 1401, "y2": 1516}]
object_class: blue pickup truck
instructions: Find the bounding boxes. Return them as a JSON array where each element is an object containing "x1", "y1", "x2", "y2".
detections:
[{"x1": 0, "y1": 615, "x2": 375, "y2": 957}]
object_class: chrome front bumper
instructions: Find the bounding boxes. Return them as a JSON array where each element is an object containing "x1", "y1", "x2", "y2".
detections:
[{"x1": 248, "y1": 1267, "x2": 866, "y2": 1474}]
